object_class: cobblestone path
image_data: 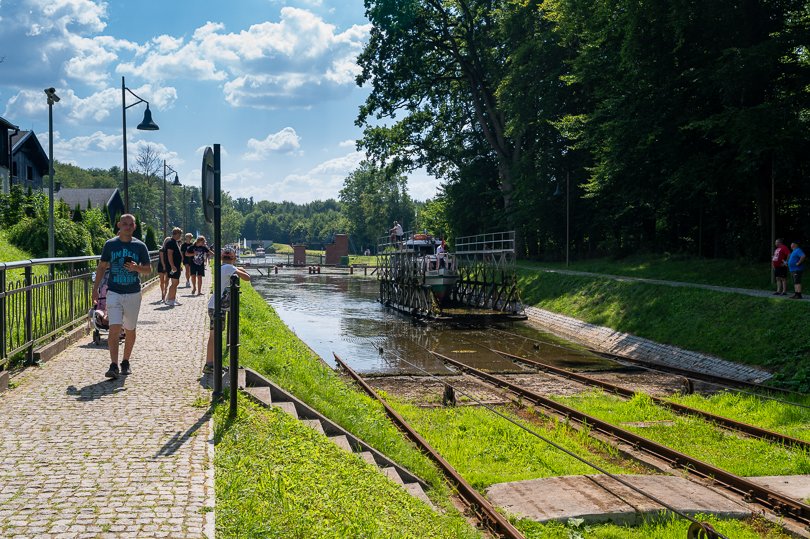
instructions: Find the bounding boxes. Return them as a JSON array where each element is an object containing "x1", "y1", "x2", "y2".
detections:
[{"x1": 0, "y1": 276, "x2": 214, "y2": 539}]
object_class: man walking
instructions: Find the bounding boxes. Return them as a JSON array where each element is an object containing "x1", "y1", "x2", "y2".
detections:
[
  {"x1": 92, "y1": 214, "x2": 152, "y2": 378},
  {"x1": 788, "y1": 241, "x2": 806, "y2": 300},
  {"x1": 772, "y1": 238, "x2": 791, "y2": 295},
  {"x1": 163, "y1": 227, "x2": 183, "y2": 306}
]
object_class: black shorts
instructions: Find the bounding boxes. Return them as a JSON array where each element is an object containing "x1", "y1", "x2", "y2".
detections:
[
  {"x1": 157, "y1": 262, "x2": 166, "y2": 273},
  {"x1": 774, "y1": 266, "x2": 788, "y2": 279},
  {"x1": 208, "y1": 308, "x2": 227, "y2": 330},
  {"x1": 190, "y1": 263, "x2": 205, "y2": 276},
  {"x1": 167, "y1": 268, "x2": 182, "y2": 280},
  {"x1": 792, "y1": 271, "x2": 803, "y2": 284}
]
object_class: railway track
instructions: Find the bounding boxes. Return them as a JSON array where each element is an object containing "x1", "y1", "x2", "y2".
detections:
[
  {"x1": 429, "y1": 349, "x2": 810, "y2": 527},
  {"x1": 336, "y1": 348, "x2": 730, "y2": 539},
  {"x1": 490, "y1": 327, "x2": 809, "y2": 404},
  {"x1": 454, "y1": 338, "x2": 810, "y2": 451}
]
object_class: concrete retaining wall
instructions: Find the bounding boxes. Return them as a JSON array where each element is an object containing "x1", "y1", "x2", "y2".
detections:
[{"x1": 524, "y1": 306, "x2": 772, "y2": 383}]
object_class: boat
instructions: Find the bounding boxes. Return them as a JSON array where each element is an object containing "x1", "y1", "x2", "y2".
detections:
[
  {"x1": 255, "y1": 246, "x2": 265, "y2": 257},
  {"x1": 402, "y1": 235, "x2": 458, "y2": 301}
]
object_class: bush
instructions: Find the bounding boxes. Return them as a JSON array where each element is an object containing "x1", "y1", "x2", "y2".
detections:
[
  {"x1": 143, "y1": 226, "x2": 158, "y2": 251},
  {"x1": 7, "y1": 216, "x2": 93, "y2": 258},
  {"x1": 81, "y1": 208, "x2": 114, "y2": 255}
]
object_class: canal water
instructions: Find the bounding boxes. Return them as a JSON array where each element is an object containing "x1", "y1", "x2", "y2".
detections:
[{"x1": 251, "y1": 272, "x2": 613, "y2": 375}]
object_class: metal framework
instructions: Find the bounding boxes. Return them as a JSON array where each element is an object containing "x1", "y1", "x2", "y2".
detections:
[{"x1": 376, "y1": 230, "x2": 524, "y2": 318}]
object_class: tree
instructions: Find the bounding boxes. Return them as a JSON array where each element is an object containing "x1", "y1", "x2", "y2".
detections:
[
  {"x1": 133, "y1": 144, "x2": 161, "y2": 188},
  {"x1": 339, "y1": 161, "x2": 414, "y2": 249},
  {"x1": 356, "y1": 0, "x2": 524, "y2": 237}
]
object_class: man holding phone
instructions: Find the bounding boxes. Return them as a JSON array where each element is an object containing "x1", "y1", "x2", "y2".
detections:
[{"x1": 93, "y1": 213, "x2": 152, "y2": 379}]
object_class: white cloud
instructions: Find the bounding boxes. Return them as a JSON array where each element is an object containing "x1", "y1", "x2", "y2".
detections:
[
  {"x1": 338, "y1": 139, "x2": 356, "y2": 148},
  {"x1": 245, "y1": 127, "x2": 302, "y2": 160}
]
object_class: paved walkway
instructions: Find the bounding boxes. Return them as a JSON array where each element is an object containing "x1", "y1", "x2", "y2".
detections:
[
  {"x1": 521, "y1": 266, "x2": 794, "y2": 300},
  {"x1": 0, "y1": 277, "x2": 214, "y2": 539}
]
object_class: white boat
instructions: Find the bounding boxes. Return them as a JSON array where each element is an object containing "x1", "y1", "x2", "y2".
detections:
[
  {"x1": 255, "y1": 247, "x2": 265, "y2": 257},
  {"x1": 403, "y1": 235, "x2": 458, "y2": 300}
]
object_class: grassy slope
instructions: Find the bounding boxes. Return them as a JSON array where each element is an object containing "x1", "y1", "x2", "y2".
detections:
[
  {"x1": 518, "y1": 270, "x2": 810, "y2": 390},
  {"x1": 226, "y1": 283, "x2": 482, "y2": 536},
  {"x1": 214, "y1": 396, "x2": 480, "y2": 539},
  {"x1": 521, "y1": 254, "x2": 772, "y2": 290}
]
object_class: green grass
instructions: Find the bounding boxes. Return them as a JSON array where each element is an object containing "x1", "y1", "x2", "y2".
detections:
[
  {"x1": 517, "y1": 270, "x2": 810, "y2": 391},
  {"x1": 236, "y1": 283, "x2": 473, "y2": 507},
  {"x1": 0, "y1": 230, "x2": 50, "y2": 279},
  {"x1": 667, "y1": 391, "x2": 810, "y2": 442},
  {"x1": 348, "y1": 255, "x2": 376, "y2": 266},
  {"x1": 388, "y1": 400, "x2": 640, "y2": 489},
  {"x1": 214, "y1": 396, "x2": 481, "y2": 539},
  {"x1": 554, "y1": 391, "x2": 810, "y2": 477},
  {"x1": 521, "y1": 254, "x2": 772, "y2": 290},
  {"x1": 517, "y1": 513, "x2": 789, "y2": 539}
]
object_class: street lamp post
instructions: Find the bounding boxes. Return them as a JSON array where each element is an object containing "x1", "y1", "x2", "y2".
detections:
[
  {"x1": 44, "y1": 88, "x2": 60, "y2": 258},
  {"x1": 163, "y1": 160, "x2": 179, "y2": 237},
  {"x1": 121, "y1": 76, "x2": 159, "y2": 213},
  {"x1": 553, "y1": 172, "x2": 571, "y2": 267}
]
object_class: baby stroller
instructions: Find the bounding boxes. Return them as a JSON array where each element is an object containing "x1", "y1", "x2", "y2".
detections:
[{"x1": 88, "y1": 270, "x2": 123, "y2": 346}]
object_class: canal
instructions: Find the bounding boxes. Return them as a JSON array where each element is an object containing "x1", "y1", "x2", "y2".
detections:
[{"x1": 250, "y1": 271, "x2": 614, "y2": 375}]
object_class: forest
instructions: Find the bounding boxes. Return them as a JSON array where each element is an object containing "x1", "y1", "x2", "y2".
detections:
[{"x1": 354, "y1": 0, "x2": 809, "y2": 260}]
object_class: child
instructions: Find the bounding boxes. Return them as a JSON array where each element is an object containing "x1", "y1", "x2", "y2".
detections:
[
  {"x1": 189, "y1": 235, "x2": 214, "y2": 295},
  {"x1": 204, "y1": 247, "x2": 251, "y2": 374}
]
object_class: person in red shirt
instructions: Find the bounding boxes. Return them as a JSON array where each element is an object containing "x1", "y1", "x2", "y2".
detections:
[{"x1": 772, "y1": 238, "x2": 791, "y2": 295}]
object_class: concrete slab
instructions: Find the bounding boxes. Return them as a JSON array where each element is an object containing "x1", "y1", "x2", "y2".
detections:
[
  {"x1": 0, "y1": 370, "x2": 7, "y2": 392},
  {"x1": 748, "y1": 475, "x2": 810, "y2": 502},
  {"x1": 486, "y1": 475, "x2": 750, "y2": 525}
]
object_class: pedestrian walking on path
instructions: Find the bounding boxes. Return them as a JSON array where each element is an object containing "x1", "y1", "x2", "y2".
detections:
[
  {"x1": 163, "y1": 227, "x2": 184, "y2": 306},
  {"x1": 0, "y1": 271, "x2": 214, "y2": 538},
  {"x1": 93, "y1": 213, "x2": 152, "y2": 379}
]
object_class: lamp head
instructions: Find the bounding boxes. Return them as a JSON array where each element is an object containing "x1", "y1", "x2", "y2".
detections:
[
  {"x1": 44, "y1": 87, "x2": 60, "y2": 103},
  {"x1": 172, "y1": 173, "x2": 181, "y2": 186},
  {"x1": 137, "y1": 104, "x2": 159, "y2": 130}
]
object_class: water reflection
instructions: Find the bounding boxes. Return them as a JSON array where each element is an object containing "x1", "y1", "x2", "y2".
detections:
[{"x1": 251, "y1": 272, "x2": 612, "y2": 375}]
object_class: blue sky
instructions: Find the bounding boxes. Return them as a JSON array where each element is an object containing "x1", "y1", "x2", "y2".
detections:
[{"x1": 0, "y1": 0, "x2": 440, "y2": 203}]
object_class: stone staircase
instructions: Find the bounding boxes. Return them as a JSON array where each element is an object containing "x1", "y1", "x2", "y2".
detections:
[{"x1": 237, "y1": 368, "x2": 433, "y2": 506}]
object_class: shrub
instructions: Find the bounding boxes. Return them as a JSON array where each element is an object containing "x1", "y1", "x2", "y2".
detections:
[
  {"x1": 81, "y1": 208, "x2": 114, "y2": 255},
  {"x1": 7, "y1": 216, "x2": 93, "y2": 258}
]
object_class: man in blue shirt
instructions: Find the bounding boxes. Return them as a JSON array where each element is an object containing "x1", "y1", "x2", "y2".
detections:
[
  {"x1": 92, "y1": 214, "x2": 152, "y2": 378},
  {"x1": 788, "y1": 241, "x2": 806, "y2": 300}
]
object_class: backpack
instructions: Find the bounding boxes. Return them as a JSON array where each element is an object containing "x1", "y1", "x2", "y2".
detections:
[{"x1": 220, "y1": 287, "x2": 231, "y2": 310}]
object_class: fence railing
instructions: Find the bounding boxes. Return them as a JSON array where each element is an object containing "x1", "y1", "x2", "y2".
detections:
[{"x1": 0, "y1": 252, "x2": 159, "y2": 371}]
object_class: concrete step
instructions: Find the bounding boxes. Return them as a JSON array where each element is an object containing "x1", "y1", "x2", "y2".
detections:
[
  {"x1": 329, "y1": 434, "x2": 353, "y2": 452},
  {"x1": 302, "y1": 419, "x2": 324, "y2": 434},
  {"x1": 382, "y1": 467, "x2": 404, "y2": 485},
  {"x1": 403, "y1": 482, "x2": 433, "y2": 506},
  {"x1": 358, "y1": 451, "x2": 377, "y2": 465},
  {"x1": 273, "y1": 401, "x2": 298, "y2": 419},
  {"x1": 245, "y1": 386, "x2": 271, "y2": 405}
]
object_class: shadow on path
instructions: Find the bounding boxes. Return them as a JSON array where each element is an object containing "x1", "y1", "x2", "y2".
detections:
[
  {"x1": 66, "y1": 376, "x2": 127, "y2": 401},
  {"x1": 154, "y1": 410, "x2": 210, "y2": 459}
]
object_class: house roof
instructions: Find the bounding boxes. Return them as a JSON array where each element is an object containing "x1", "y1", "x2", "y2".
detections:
[
  {"x1": 0, "y1": 116, "x2": 17, "y2": 130},
  {"x1": 56, "y1": 188, "x2": 119, "y2": 210},
  {"x1": 11, "y1": 130, "x2": 48, "y2": 173}
]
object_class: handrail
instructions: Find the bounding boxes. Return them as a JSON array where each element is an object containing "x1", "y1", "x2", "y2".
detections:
[{"x1": 0, "y1": 251, "x2": 159, "y2": 371}]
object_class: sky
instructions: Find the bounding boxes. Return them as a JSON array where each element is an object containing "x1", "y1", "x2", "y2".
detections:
[{"x1": 0, "y1": 0, "x2": 441, "y2": 204}]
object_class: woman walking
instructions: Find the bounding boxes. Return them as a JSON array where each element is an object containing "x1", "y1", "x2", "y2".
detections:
[
  {"x1": 181, "y1": 232, "x2": 194, "y2": 288},
  {"x1": 157, "y1": 237, "x2": 170, "y2": 303}
]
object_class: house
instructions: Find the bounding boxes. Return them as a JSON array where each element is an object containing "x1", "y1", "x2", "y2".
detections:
[
  {"x1": 55, "y1": 187, "x2": 126, "y2": 226},
  {"x1": 0, "y1": 115, "x2": 19, "y2": 193},
  {"x1": 10, "y1": 130, "x2": 48, "y2": 190}
]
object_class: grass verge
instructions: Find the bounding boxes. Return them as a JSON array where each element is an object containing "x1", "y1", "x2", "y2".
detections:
[
  {"x1": 387, "y1": 399, "x2": 641, "y2": 489},
  {"x1": 667, "y1": 391, "x2": 810, "y2": 442},
  {"x1": 214, "y1": 395, "x2": 481, "y2": 538},
  {"x1": 519, "y1": 513, "x2": 789, "y2": 539},
  {"x1": 517, "y1": 270, "x2": 810, "y2": 391},
  {"x1": 553, "y1": 391, "x2": 810, "y2": 477}
]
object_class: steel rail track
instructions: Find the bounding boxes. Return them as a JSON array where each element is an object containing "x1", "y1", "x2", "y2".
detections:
[
  {"x1": 486, "y1": 347, "x2": 810, "y2": 451},
  {"x1": 430, "y1": 350, "x2": 810, "y2": 526},
  {"x1": 490, "y1": 327, "x2": 808, "y2": 401},
  {"x1": 332, "y1": 353, "x2": 526, "y2": 539}
]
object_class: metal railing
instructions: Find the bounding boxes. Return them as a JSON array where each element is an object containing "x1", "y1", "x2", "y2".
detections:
[{"x1": 0, "y1": 252, "x2": 159, "y2": 371}]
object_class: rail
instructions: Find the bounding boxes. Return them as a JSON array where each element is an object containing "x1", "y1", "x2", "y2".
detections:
[{"x1": 0, "y1": 252, "x2": 159, "y2": 372}]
